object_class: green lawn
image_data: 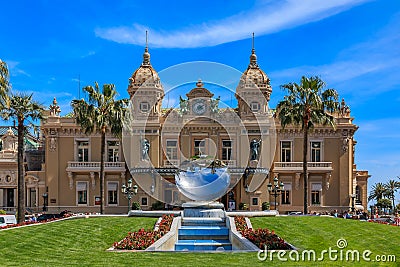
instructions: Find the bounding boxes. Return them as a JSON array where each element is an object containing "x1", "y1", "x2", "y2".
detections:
[{"x1": 0, "y1": 216, "x2": 398, "y2": 266}]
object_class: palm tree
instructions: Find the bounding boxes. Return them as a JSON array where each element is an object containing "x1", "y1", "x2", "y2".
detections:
[
  {"x1": 0, "y1": 93, "x2": 45, "y2": 223},
  {"x1": 384, "y1": 180, "x2": 400, "y2": 212},
  {"x1": 0, "y1": 59, "x2": 10, "y2": 107},
  {"x1": 276, "y1": 76, "x2": 339, "y2": 214},
  {"x1": 368, "y1": 182, "x2": 387, "y2": 203},
  {"x1": 71, "y1": 83, "x2": 128, "y2": 214}
]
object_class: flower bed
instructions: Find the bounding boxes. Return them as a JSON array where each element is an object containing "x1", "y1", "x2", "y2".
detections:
[
  {"x1": 0, "y1": 211, "x2": 72, "y2": 230},
  {"x1": 113, "y1": 214, "x2": 174, "y2": 250},
  {"x1": 368, "y1": 218, "x2": 400, "y2": 226},
  {"x1": 0, "y1": 220, "x2": 38, "y2": 230},
  {"x1": 234, "y1": 216, "x2": 291, "y2": 250}
]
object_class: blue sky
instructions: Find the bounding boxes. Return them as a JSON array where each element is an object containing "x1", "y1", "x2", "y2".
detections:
[{"x1": 2, "y1": 0, "x2": 400, "y2": 204}]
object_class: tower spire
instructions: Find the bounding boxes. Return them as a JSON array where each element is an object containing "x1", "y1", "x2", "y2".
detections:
[
  {"x1": 249, "y1": 32, "x2": 258, "y2": 68},
  {"x1": 252, "y1": 32, "x2": 255, "y2": 52},
  {"x1": 145, "y1": 30, "x2": 148, "y2": 50},
  {"x1": 142, "y1": 30, "x2": 151, "y2": 66}
]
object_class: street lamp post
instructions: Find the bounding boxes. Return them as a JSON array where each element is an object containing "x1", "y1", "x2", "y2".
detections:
[
  {"x1": 121, "y1": 178, "x2": 138, "y2": 213},
  {"x1": 267, "y1": 176, "x2": 284, "y2": 211},
  {"x1": 350, "y1": 193, "x2": 356, "y2": 213},
  {"x1": 42, "y1": 193, "x2": 48, "y2": 212}
]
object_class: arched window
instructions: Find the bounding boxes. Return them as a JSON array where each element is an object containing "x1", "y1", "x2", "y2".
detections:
[{"x1": 355, "y1": 185, "x2": 361, "y2": 204}]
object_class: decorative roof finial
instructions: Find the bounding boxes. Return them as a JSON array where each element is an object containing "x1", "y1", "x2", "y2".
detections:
[
  {"x1": 252, "y1": 32, "x2": 255, "y2": 52},
  {"x1": 142, "y1": 30, "x2": 151, "y2": 66},
  {"x1": 249, "y1": 32, "x2": 258, "y2": 68},
  {"x1": 145, "y1": 30, "x2": 148, "y2": 50},
  {"x1": 196, "y1": 79, "x2": 203, "y2": 88}
]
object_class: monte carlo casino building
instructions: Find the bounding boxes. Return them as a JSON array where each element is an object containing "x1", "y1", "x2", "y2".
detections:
[{"x1": 25, "y1": 42, "x2": 370, "y2": 214}]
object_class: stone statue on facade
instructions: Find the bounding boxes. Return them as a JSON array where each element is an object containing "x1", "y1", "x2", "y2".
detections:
[
  {"x1": 178, "y1": 96, "x2": 189, "y2": 116},
  {"x1": 250, "y1": 139, "x2": 261, "y2": 161},
  {"x1": 49, "y1": 97, "x2": 61, "y2": 116},
  {"x1": 210, "y1": 96, "x2": 220, "y2": 114},
  {"x1": 339, "y1": 98, "x2": 350, "y2": 117},
  {"x1": 141, "y1": 139, "x2": 150, "y2": 160}
]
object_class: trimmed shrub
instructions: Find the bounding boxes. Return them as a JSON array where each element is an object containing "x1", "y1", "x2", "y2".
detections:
[
  {"x1": 262, "y1": 202, "x2": 270, "y2": 211},
  {"x1": 131, "y1": 202, "x2": 141, "y2": 210},
  {"x1": 151, "y1": 201, "x2": 164, "y2": 210},
  {"x1": 239, "y1": 202, "x2": 248, "y2": 210}
]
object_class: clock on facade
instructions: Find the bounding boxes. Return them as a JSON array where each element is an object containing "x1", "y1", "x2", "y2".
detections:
[{"x1": 192, "y1": 99, "x2": 206, "y2": 115}]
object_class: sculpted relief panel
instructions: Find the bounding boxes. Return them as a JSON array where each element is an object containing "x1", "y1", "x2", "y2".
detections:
[{"x1": 0, "y1": 171, "x2": 16, "y2": 186}]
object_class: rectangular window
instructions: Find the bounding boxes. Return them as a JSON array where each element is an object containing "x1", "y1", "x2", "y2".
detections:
[
  {"x1": 281, "y1": 141, "x2": 292, "y2": 162},
  {"x1": 194, "y1": 139, "x2": 205, "y2": 156},
  {"x1": 107, "y1": 141, "x2": 120, "y2": 162},
  {"x1": 140, "y1": 102, "x2": 150, "y2": 112},
  {"x1": 29, "y1": 188, "x2": 37, "y2": 207},
  {"x1": 166, "y1": 140, "x2": 178, "y2": 160},
  {"x1": 107, "y1": 182, "x2": 118, "y2": 205},
  {"x1": 252, "y1": 197, "x2": 259, "y2": 206},
  {"x1": 141, "y1": 197, "x2": 148, "y2": 206},
  {"x1": 281, "y1": 183, "x2": 291, "y2": 205},
  {"x1": 77, "y1": 182, "x2": 88, "y2": 205},
  {"x1": 77, "y1": 141, "x2": 89, "y2": 162},
  {"x1": 311, "y1": 141, "x2": 321, "y2": 162},
  {"x1": 311, "y1": 183, "x2": 322, "y2": 205},
  {"x1": 250, "y1": 102, "x2": 260, "y2": 112},
  {"x1": 222, "y1": 140, "x2": 232, "y2": 160}
]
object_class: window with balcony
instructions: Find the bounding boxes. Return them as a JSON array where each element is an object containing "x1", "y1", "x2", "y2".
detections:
[
  {"x1": 76, "y1": 181, "x2": 88, "y2": 205},
  {"x1": 281, "y1": 183, "x2": 291, "y2": 205},
  {"x1": 311, "y1": 183, "x2": 322, "y2": 205},
  {"x1": 194, "y1": 139, "x2": 205, "y2": 156},
  {"x1": 222, "y1": 140, "x2": 232, "y2": 160},
  {"x1": 107, "y1": 141, "x2": 120, "y2": 162},
  {"x1": 107, "y1": 182, "x2": 118, "y2": 205},
  {"x1": 166, "y1": 140, "x2": 178, "y2": 160},
  {"x1": 311, "y1": 141, "x2": 322, "y2": 162},
  {"x1": 77, "y1": 141, "x2": 89, "y2": 162},
  {"x1": 281, "y1": 141, "x2": 292, "y2": 162}
]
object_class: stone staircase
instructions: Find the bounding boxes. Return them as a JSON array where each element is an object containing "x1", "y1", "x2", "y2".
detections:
[{"x1": 175, "y1": 217, "x2": 232, "y2": 251}]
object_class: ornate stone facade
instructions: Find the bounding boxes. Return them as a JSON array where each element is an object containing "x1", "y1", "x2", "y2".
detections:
[{"x1": 35, "y1": 38, "x2": 369, "y2": 214}]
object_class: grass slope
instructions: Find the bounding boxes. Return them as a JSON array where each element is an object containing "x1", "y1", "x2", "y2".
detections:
[
  {"x1": 251, "y1": 216, "x2": 399, "y2": 266},
  {"x1": 0, "y1": 216, "x2": 398, "y2": 266}
]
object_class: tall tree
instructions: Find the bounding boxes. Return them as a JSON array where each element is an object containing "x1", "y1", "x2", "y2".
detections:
[
  {"x1": 71, "y1": 83, "x2": 128, "y2": 214},
  {"x1": 0, "y1": 93, "x2": 45, "y2": 223},
  {"x1": 368, "y1": 182, "x2": 387, "y2": 203},
  {"x1": 276, "y1": 76, "x2": 339, "y2": 214},
  {"x1": 384, "y1": 180, "x2": 400, "y2": 212},
  {"x1": 0, "y1": 59, "x2": 10, "y2": 107}
]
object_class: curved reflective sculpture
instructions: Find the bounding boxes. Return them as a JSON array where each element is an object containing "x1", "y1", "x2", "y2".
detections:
[{"x1": 175, "y1": 158, "x2": 231, "y2": 201}]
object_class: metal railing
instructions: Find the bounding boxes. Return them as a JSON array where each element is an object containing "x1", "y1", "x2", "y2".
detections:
[
  {"x1": 274, "y1": 162, "x2": 333, "y2": 171},
  {"x1": 66, "y1": 161, "x2": 125, "y2": 172}
]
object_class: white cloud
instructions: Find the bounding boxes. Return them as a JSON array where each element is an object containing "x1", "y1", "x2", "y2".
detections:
[
  {"x1": 269, "y1": 14, "x2": 400, "y2": 94},
  {"x1": 81, "y1": 51, "x2": 96, "y2": 58},
  {"x1": 357, "y1": 118, "x2": 400, "y2": 138},
  {"x1": 5, "y1": 60, "x2": 31, "y2": 77},
  {"x1": 95, "y1": 0, "x2": 370, "y2": 48}
]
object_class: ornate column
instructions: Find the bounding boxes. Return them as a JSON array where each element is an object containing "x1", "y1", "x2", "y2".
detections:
[
  {"x1": 295, "y1": 173, "x2": 301, "y2": 190},
  {"x1": 67, "y1": 172, "x2": 73, "y2": 189},
  {"x1": 90, "y1": 172, "x2": 96, "y2": 189}
]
